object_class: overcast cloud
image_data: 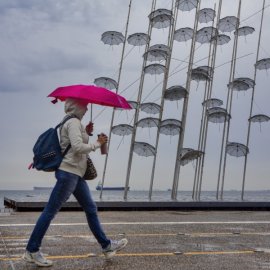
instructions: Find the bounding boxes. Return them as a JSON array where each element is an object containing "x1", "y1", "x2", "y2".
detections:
[{"x1": 0, "y1": 0, "x2": 269, "y2": 193}]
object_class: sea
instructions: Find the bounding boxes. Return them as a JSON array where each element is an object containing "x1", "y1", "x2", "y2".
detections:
[{"x1": 1, "y1": 189, "x2": 270, "y2": 209}]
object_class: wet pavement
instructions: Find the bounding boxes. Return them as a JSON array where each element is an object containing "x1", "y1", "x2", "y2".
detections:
[{"x1": 0, "y1": 211, "x2": 270, "y2": 269}]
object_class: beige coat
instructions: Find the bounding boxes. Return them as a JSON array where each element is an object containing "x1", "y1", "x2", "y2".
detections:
[{"x1": 59, "y1": 99, "x2": 100, "y2": 177}]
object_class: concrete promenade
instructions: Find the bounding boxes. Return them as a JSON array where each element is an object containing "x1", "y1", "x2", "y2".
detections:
[{"x1": 0, "y1": 210, "x2": 270, "y2": 270}]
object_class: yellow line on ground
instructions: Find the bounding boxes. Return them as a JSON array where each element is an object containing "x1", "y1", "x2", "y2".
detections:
[{"x1": 0, "y1": 250, "x2": 256, "y2": 261}]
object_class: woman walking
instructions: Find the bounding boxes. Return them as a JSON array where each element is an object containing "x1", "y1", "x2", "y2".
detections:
[{"x1": 22, "y1": 98, "x2": 127, "y2": 267}]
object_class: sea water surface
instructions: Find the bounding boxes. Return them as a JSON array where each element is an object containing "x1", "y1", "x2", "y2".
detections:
[{"x1": 1, "y1": 189, "x2": 270, "y2": 208}]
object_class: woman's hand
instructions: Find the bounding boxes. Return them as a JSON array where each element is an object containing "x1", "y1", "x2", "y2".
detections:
[
  {"x1": 97, "y1": 133, "x2": 108, "y2": 145},
  {"x1": 85, "y1": 122, "x2": 94, "y2": 136}
]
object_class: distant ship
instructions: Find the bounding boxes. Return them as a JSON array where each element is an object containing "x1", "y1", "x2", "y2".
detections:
[{"x1": 96, "y1": 182, "x2": 129, "y2": 191}]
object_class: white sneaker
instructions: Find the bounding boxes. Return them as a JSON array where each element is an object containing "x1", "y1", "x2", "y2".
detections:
[
  {"x1": 22, "y1": 250, "x2": 53, "y2": 267},
  {"x1": 103, "y1": 238, "x2": 128, "y2": 260}
]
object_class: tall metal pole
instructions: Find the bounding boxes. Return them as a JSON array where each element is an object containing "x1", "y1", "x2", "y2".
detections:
[
  {"x1": 197, "y1": 0, "x2": 223, "y2": 201},
  {"x1": 124, "y1": 0, "x2": 157, "y2": 200},
  {"x1": 149, "y1": 0, "x2": 178, "y2": 200},
  {"x1": 99, "y1": 0, "x2": 133, "y2": 199},
  {"x1": 241, "y1": 0, "x2": 266, "y2": 200},
  {"x1": 171, "y1": 0, "x2": 201, "y2": 200},
  {"x1": 193, "y1": 2, "x2": 219, "y2": 200},
  {"x1": 220, "y1": 0, "x2": 242, "y2": 200}
]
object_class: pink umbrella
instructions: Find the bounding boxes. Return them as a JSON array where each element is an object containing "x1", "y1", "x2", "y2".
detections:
[{"x1": 48, "y1": 84, "x2": 132, "y2": 109}]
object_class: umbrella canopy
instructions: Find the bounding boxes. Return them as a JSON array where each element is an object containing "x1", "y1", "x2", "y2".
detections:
[
  {"x1": 174, "y1": 27, "x2": 194, "y2": 42},
  {"x1": 144, "y1": 64, "x2": 166, "y2": 75},
  {"x1": 127, "y1": 33, "x2": 150, "y2": 46},
  {"x1": 226, "y1": 142, "x2": 249, "y2": 157},
  {"x1": 48, "y1": 84, "x2": 132, "y2": 109},
  {"x1": 228, "y1": 80, "x2": 251, "y2": 91},
  {"x1": 202, "y1": 98, "x2": 223, "y2": 108},
  {"x1": 134, "y1": 142, "x2": 156, "y2": 157},
  {"x1": 218, "y1": 16, "x2": 238, "y2": 33},
  {"x1": 180, "y1": 150, "x2": 204, "y2": 166},
  {"x1": 255, "y1": 58, "x2": 270, "y2": 70},
  {"x1": 177, "y1": 0, "x2": 198, "y2": 11},
  {"x1": 196, "y1": 27, "x2": 218, "y2": 44},
  {"x1": 236, "y1": 26, "x2": 255, "y2": 37},
  {"x1": 137, "y1": 117, "x2": 160, "y2": 128},
  {"x1": 143, "y1": 49, "x2": 168, "y2": 62},
  {"x1": 112, "y1": 124, "x2": 133, "y2": 136},
  {"x1": 249, "y1": 114, "x2": 270, "y2": 123},
  {"x1": 140, "y1": 103, "x2": 161, "y2": 115},
  {"x1": 164, "y1": 86, "x2": 188, "y2": 101},
  {"x1": 198, "y1": 8, "x2": 216, "y2": 24},
  {"x1": 101, "y1": 31, "x2": 124, "y2": 46},
  {"x1": 94, "y1": 77, "x2": 118, "y2": 90},
  {"x1": 211, "y1": 34, "x2": 231, "y2": 46}
]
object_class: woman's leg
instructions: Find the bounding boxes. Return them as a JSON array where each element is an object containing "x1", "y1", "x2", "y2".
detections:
[
  {"x1": 73, "y1": 179, "x2": 110, "y2": 249},
  {"x1": 26, "y1": 170, "x2": 79, "y2": 252}
]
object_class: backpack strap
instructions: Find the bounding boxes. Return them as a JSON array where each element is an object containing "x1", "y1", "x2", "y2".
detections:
[{"x1": 57, "y1": 115, "x2": 78, "y2": 157}]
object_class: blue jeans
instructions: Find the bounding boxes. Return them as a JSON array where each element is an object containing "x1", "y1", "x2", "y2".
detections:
[{"x1": 26, "y1": 170, "x2": 110, "y2": 252}]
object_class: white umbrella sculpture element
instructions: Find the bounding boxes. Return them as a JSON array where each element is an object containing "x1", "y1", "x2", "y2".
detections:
[
  {"x1": 134, "y1": 142, "x2": 156, "y2": 157},
  {"x1": 94, "y1": 77, "x2": 118, "y2": 90},
  {"x1": 101, "y1": 31, "x2": 125, "y2": 45}
]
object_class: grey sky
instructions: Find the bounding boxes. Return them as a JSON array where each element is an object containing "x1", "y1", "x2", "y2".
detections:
[{"x1": 0, "y1": 0, "x2": 269, "y2": 191}]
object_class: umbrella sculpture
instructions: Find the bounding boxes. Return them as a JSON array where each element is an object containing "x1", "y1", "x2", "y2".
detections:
[
  {"x1": 134, "y1": 142, "x2": 156, "y2": 157},
  {"x1": 160, "y1": 119, "x2": 182, "y2": 136},
  {"x1": 176, "y1": 0, "x2": 198, "y2": 12},
  {"x1": 249, "y1": 114, "x2": 270, "y2": 123},
  {"x1": 149, "y1": 8, "x2": 172, "y2": 19},
  {"x1": 194, "y1": 66, "x2": 213, "y2": 77},
  {"x1": 164, "y1": 85, "x2": 188, "y2": 101},
  {"x1": 101, "y1": 31, "x2": 125, "y2": 46},
  {"x1": 140, "y1": 103, "x2": 161, "y2": 115},
  {"x1": 48, "y1": 85, "x2": 131, "y2": 109},
  {"x1": 211, "y1": 34, "x2": 231, "y2": 46},
  {"x1": 218, "y1": 16, "x2": 238, "y2": 33},
  {"x1": 196, "y1": 27, "x2": 218, "y2": 44},
  {"x1": 236, "y1": 77, "x2": 255, "y2": 88},
  {"x1": 249, "y1": 114, "x2": 270, "y2": 131},
  {"x1": 207, "y1": 107, "x2": 231, "y2": 124},
  {"x1": 149, "y1": 9, "x2": 173, "y2": 29},
  {"x1": 127, "y1": 33, "x2": 150, "y2": 46},
  {"x1": 137, "y1": 117, "x2": 160, "y2": 128},
  {"x1": 180, "y1": 150, "x2": 204, "y2": 166},
  {"x1": 255, "y1": 58, "x2": 270, "y2": 70},
  {"x1": 198, "y1": 8, "x2": 216, "y2": 24},
  {"x1": 161, "y1": 119, "x2": 182, "y2": 126},
  {"x1": 144, "y1": 64, "x2": 166, "y2": 75},
  {"x1": 228, "y1": 79, "x2": 253, "y2": 91},
  {"x1": 94, "y1": 77, "x2": 118, "y2": 90},
  {"x1": 150, "y1": 44, "x2": 170, "y2": 53},
  {"x1": 202, "y1": 98, "x2": 223, "y2": 108},
  {"x1": 226, "y1": 142, "x2": 249, "y2": 157},
  {"x1": 111, "y1": 124, "x2": 133, "y2": 136},
  {"x1": 236, "y1": 26, "x2": 255, "y2": 37},
  {"x1": 143, "y1": 49, "x2": 168, "y2": 62},
  {"x1": 191, "y1": 69, "x2": 210, "y2": 82},
  {"x1": 174, "y1": 27, "x2": 194, "y2": 42}
]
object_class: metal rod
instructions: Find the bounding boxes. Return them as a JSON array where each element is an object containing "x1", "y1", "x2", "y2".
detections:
[
  {"x1": 241, "y1": 0, "x2": 266, "y2": 200},
  {"x1": 124, "y1": 0, "x2": 157, "y2": 200},
  {"x1": 149, "y1": 0, "x2": 178, "y2": 200},
  {"x1": 193, "y1": 2, "x2": 218, "y2": 200},
  {"x1": 216, "y1": 1, "x2": 241, "y2": 200},
  {"x1": 99, "y1": 0, "x2": 133, "y2": 199},
  {"x1": 197, "y1": 0, "x2": 223, "y2": 201},
  {"x1": 171, "y1": 0, "x2": 202, "y2": 200},
  {"x1": 220, "y1": 0, "x2": 242, "y2": 200}
]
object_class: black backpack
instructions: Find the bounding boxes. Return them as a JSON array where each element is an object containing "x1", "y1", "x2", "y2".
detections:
[{"x1": 29, "y1": 115, "x2": 76, "y2": 172}]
